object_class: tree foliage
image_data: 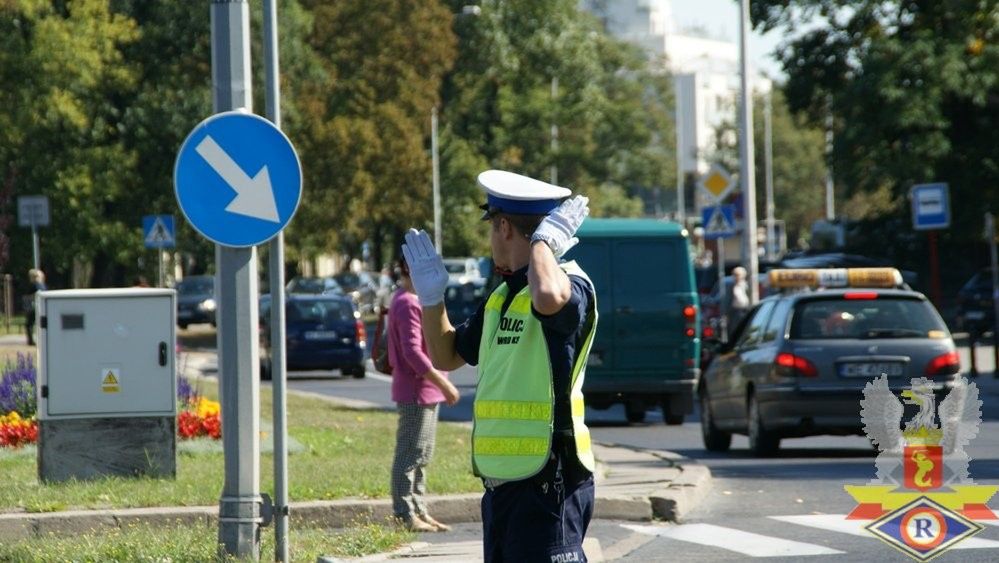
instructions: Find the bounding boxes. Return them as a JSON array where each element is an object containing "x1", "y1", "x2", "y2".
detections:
[
  {"x1": 1, "y1": 0, "x2": 681, "y2": 286},
  {"x1": 751, "y1": 0, "x2": 999, "y2": 244}
]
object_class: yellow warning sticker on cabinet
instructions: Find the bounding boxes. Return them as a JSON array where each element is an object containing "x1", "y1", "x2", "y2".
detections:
[{"x1": 102, "y1": 368, "x2": 120, "y2": 393}]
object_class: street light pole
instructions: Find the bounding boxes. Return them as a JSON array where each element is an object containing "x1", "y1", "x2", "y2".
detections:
[
  {"x1": 550, "y1": 76, "x2": 558, "y2": 185},
  {"x1": 764, "y1": 91, "x2": 775, "y2": 261},
  {"x1": 738, "y1": 0, "x2": 759, "y2": 303},
  {"x1": 431, "y1": 106, "x2": 442, "y2": 253}
]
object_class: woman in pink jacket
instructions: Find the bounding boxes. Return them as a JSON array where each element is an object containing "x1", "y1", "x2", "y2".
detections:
[{"x1": 389, "y1": 257, "x2": 460, "y2": 532}]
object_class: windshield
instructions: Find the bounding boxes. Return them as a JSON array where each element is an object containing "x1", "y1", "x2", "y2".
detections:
[
  {"x1": 444, "y1": 263, "x2": 468, "y2": 274},
  {"x1": 790, "y1": 296, "x2": 947, "y2": 339},
  {"x1": 286, "y1": 299, "x2": 354, "y2": 323},
  {"x1": 176, "y1": 278, "x2": 213, "y2": 295}
]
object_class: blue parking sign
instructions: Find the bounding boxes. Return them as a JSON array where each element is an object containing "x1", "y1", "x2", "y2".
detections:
[{"x1": 174, "y1": 111, "x2": 302, "y2": 247}]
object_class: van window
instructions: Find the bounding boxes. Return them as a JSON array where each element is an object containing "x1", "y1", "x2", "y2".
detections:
[{"x1": 614, "y1": 239, "x2": 688, "y2": 295}]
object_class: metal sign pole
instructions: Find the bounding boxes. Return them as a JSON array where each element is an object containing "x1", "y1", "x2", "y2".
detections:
[
  {"x1": 717, "y1": 242, "x2": 727, "y2": 342},
  {"x1": 31, "y1": 224, "x2": 39, "y2": 271},
  {"x1": 262, "y1": 0, "x2": 290, "y2": 559},
  {"x1": 986, "y1": 212, "x2": 999, "y2": 378},
  {"x1": 211, "y1": 0, "x2": 261, "y2": 559}
]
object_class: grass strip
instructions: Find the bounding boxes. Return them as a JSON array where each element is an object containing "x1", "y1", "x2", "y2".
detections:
[
  {"x1": 0, "y1": 376, "x2": 481, "y2": 512},
  {"x1": 0, "y1": 519, "x2": 414, "y2": 562}
]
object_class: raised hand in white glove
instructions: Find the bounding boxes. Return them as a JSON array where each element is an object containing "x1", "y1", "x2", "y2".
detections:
[
  {"x1": 402, "y1": 229, "x2": 449, "y2": 307},
  {"x1": 530, "y1": 195, "x2": 590, "y2": 258}
]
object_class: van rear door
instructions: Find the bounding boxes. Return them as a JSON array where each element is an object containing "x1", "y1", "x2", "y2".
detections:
[
  {"x1": 566, "y1": 239, "x2": 614, "y2": 371},
  {"x1": 611, "y1": 238, "x2": 693, "y2": 377}
]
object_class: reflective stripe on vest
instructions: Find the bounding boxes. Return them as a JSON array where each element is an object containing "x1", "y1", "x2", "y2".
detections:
[{"x1": 472, "y1": 261, "x2": 598, "y2": 480}]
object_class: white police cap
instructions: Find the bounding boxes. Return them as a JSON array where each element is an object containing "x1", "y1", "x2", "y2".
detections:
[{"x1": 477, "y1": 170, "x2": 571, "y2": 218}]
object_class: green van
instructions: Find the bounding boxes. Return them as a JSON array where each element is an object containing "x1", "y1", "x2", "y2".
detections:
[{"x1": 564, "y1": 218, "x2": 700, "y2": 424}]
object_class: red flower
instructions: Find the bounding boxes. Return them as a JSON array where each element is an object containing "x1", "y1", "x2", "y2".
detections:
[{"x1": 177, "y1": 410, "x2": 222, "y2": 440}]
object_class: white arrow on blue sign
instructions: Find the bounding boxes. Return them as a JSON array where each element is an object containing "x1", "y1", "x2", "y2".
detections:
[
  {"x1": 174, "y1": 111, "x2": 302, "y2": 247},
  {"x1": 143, "y1": 215, "x2": 175, "y2": 248},
  {"x1": 702, "y1": 204, "x2": 737, "y2": 240},
  {"x1": 910, "y1": 182, "x2": 949, "y2": 231}
]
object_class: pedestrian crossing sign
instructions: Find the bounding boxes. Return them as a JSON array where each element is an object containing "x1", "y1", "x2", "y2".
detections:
[
  {"x1": 702, "y1": 205, "x2": 736, "y2": 240},
  {"x1": 143, "y1": 215, "x2": 175, "y2": 249}
]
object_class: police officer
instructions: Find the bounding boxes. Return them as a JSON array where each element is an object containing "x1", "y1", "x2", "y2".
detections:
[{"x1": 403, "y1": 169, "x2": 598, "y2": 563}]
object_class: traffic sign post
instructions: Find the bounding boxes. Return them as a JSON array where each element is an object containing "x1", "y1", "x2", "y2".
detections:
[
  {"x1": 702, "y1": 204, "x2": 737, "y2": 240},
  {"x1": 703, "y1": 204, "x2": 737, "y2": 342},
  {"x1": 18, "y1": 195, "x2": 49, "y2": 271},
  {"x1": 143, "y1": 215, "x2": 176, "y2": 287},
  {"x1": 910, "y1": 183, "x2": 950, "y2": 307},
  {"x1": 698, "y1": 164, "x2": 736, "y2": 202}
]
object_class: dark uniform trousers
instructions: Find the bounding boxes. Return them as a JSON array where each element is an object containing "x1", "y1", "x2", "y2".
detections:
[{"x1": 481, "y1": 437, "x2": 594, "y2": 563}]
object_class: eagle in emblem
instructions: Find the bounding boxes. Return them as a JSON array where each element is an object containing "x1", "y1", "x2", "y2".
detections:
[{"x1": 861, "y1": 375, "x2": 981, "y2": 486}]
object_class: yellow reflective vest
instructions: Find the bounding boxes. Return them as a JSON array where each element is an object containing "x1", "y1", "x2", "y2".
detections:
[{"x1": 472, "y1": 261, "x2": 598, "y2": 480}]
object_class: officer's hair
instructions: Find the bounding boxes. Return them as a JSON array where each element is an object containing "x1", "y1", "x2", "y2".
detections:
[{"x1": 489, "y1": 211, "x2": 546, "y2": 239}]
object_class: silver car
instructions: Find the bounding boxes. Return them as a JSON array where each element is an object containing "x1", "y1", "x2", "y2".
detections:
[{"x1": 700, "y1": 283, "x2": 960, "y2": 456}]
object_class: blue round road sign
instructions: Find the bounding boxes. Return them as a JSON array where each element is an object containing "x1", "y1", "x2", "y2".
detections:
[{"x1": 174, "y1": 111, "x2": 302, "y2": 247}]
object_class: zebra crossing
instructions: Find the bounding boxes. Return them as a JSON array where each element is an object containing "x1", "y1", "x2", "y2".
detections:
[{"x1": 623, "y1": 514, "x2": 999, "y2": 559}]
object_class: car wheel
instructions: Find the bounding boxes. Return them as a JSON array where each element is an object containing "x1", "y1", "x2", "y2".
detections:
[
  {"x1": 625, "y1": 403, "x2": 646, "y2": 424},
  {"x1": 178, "y1": 322, "x2": 189, "y2": 330},
  {"x1": 747, "y1": 392, "x2": 779, "y2": 456},
  {"x1": 260, "y1": 359, "x2": 272, "y2": 381},
  {"x1": 346, "y1": 365, "x2": 366, "y2": 379},
  {"x1": 699, "y1": 390, "x2": 731, "y2": 452},
  {"x1": 661, "y1": 401, "x2": 685, "y2": 426}
]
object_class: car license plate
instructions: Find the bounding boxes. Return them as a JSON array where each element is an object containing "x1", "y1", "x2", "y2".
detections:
[
  {"x1": 839, "y1": 362, "x2": 903, "y2": 377},
  {"x1": 304, "y1": 330, "x2": 337, "y2": 340},
  {"x1": 177, "y1": 310, "x2": 193, "y2": 319},
  {"x1": 966, "y1": 310, "x2": 986, "y2": 321}
]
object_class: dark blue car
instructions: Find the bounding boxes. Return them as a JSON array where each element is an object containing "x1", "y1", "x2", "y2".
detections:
[{"x1": 259, "y1": 294, "x2": 367, "y2": 380}]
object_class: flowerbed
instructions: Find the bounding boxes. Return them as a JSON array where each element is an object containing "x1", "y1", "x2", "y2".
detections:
[
  {"x1": 176, "y1": 376, "x2": 221, "y2": 440},
  {"x1": 0, "y1": 354, "x2": 37, "y2": 449}
]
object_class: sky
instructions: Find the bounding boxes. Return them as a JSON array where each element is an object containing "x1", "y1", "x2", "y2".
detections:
[{"x1": 669, "y1": 0, "x2": 786, "y2": 79}]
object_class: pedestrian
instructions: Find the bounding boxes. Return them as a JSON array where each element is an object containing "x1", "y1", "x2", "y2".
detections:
[
  {"x1": 403, "y1": 169, "x2": 599, "y2": 563},
  {"x1": 388, "y1": 256, "x2": 460, "y2": 533},
  {"x1": 728, "y1": 266, "x2": 750, "y2": 334},
  {"x1": 23, "y1": 269, "x2": 46, "y2": 346}
]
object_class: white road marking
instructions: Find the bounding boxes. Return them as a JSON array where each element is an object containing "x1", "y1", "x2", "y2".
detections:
[
  {"x1": 771, "y1": 514, "x2": 999, "y2": 549},
  {"x1": 623, "y1": 523, "x2": 844, "y2": 557}
]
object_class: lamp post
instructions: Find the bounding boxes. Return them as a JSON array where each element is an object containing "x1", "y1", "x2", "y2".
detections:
[{"x1": 738, "y1": 0, "x2": 759, "y2": 303}]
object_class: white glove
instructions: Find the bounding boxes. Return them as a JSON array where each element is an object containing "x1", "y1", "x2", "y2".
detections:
[
  {"x1": 402, "y1": 229, "x2": 449, "y2": 306},
  {"x1": 531, "y1": 195, "x2": 590, "y2": 258}
]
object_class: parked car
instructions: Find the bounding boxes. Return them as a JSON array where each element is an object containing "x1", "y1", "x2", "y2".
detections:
[
  {"x1": 175, "y1": 275, "x2": 216, "y2": 329},
  {"x1": 259, "y1": 293, "x2": 367, "y2": 380},
  {"x1": 333, "y1": 271, "x2": 378, "y2": 314},
  {"x1": 699, "y1": 267, "x2": 960, "y2": 456},
  {"x1": 564, "y1": 218, "x2": 700, "y2": 425},
  {"x1": 286, "y1": 276, "x2": 342, "y2": 295},
  {"x1": 956, "y1": 268, "x2": 996, "y2": 334},
  {"x1": 444, "y1": 279, "x2": 487, "y2": 327},
  {"x1": 442, "y1": 257, "x2": 482, "y2": 284}
]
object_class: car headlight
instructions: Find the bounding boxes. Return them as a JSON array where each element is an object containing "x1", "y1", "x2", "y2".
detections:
[
  {"x1": 350, "y1": 290, "x2": 361, "y2": 301},
  {"x1": 199, "y1": 298, "x2": 217, "y2": 312}
]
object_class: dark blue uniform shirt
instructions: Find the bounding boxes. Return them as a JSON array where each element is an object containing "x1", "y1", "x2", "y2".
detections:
[{"x1": 454, "y1": 265, "x2": 593, "y2": 438}]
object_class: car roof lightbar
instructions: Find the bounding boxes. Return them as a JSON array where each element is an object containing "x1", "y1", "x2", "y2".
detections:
[{"x1": 768, "y1": 267, "x2": 903, "y2": 289}]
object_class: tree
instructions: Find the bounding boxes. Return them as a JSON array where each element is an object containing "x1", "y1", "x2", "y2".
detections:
[
  {"x1": 751, "y1": 0, "x2": 999, "y2": 246},
  {"x1": 436, "y1": 0, "x2": 676, "y2": 253},
  {"x1": 0, "y1": 0, "x2": 139, "y2": 288}
]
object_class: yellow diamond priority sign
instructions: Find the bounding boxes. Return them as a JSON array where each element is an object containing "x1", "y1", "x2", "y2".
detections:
[{"x1": 698, "y1": 164, "x2": 735, "y2": 202}]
